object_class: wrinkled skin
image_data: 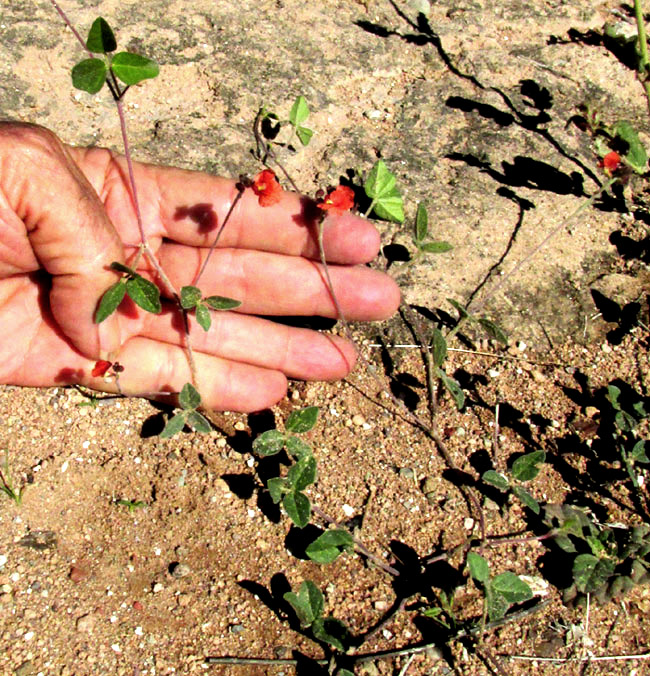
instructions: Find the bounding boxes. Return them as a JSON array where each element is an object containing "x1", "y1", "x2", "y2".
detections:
[{"x1": 0, "y1": 122, "x2": 400, "y2": 412}]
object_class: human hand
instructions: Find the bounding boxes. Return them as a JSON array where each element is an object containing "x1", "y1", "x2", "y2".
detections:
[{"x1": 0, "y1": 122, "x2": 400, "y2": 411}]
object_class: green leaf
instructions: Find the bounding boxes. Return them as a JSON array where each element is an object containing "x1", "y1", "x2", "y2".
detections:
[
  {"x1": 467, "y1": 552, "x2": 490, "y2": 583},
  {"x1": 486, "y1": 589, "x2": 510, "y2": 622},
  {"x1": 372, "y1": 186, "x2": 405, "y2": 223},
  {"x1": 71, "y1": 58, "x2": 107, "y2": 94},
  {"x1": 447, "y1": 298, "x2": 471, "y2": 321},
  {"x1": 614, "y1": 120, "x2": 648, "y2": 174},
  {"x1": 289, "y1": 95, "x2": 310, "y2": 127},
  {"x1": 478, "y1": 318, "x2": 508, "y2": 346},
  {"x1": 312, "y1": 616, "x2": 349, "y2": 652},
  {"x1": 252, "y1": 430, "x2": 286, "y2": 457},
  {"x1": 285, "y1": 436, "x2": 313, "y2": 460},
  {"x1": 180, "y1": 285, "x2": 202, "y2": 309},
  {"x1": 203, "y1": 295, "x2": 242, "y2": 311},
  {"x1": 554, "y1": 533, "x2": 577, "y2": 553},
  {"x1": 365, "y1": 159, "x2": 396, "y2": 198},
  {"x1": 337, "y1": 670, "x2": 355, "y2": 676},
  {"x1": 607, "y1": 384, "x2": 622, "y2": 410},
  {"x1": 126, "y1": 276, "x2": 161, "y2": 314},
  {"x1": 573, "y1": 553, "x2": 616, "y2": 593},
  {"x1": 86, "y1": 17, "x2": 117, "y2": 53},
  {"x1": 431, "y1": 327, "x2": 447, "y2": 367},
  {"x1": 286, "y1": 406, "x2": 319, "y2": 434},
  {"x1": 364, "y1": 160, "x2": 405, "y2": 224},
  {"x1": 482, "y1": 470, "x2": 510, "y2": 492},
  {"x1": 109, "y1": 261, "x2": 138, "y2": 276},
  {"x1": 111, "y1": 52, "x2": 159, "y2": 85},
  {"x1": 287, "y1": 456, "x2": 317, "y2": 491},
  {"x1": 195, "y1": 303, "x2": 212, "y2": 331},
  {"x1": 305, "y1": 529, "x2": 354, "y2": 564},
  {"x1": 94, "y1": 280, "x2": 126, "y2": 323},
  {"x1": 283, "y1": 580, "x2": 323, "y2": 628},
  {"x1": 185, "y1": 410, "x2": 211, "y2": 434},
  {"x1": 631, "y1": 440, "x2": 649, "y2": 464},
  {"x1": 415, "y1": 202, "x2": 428, "y2": 243},
  {"x1": 267, "y1": 477, "x2": 287, "y2": 504},
  {"x1": 179, "y1": 383, "x2": 201, "y2": 410},
  {"x1": 512, "y1": 485, "x2": 540, "y2": 514},
  {"x1": 160, "y1": 412, "x2": 186, "y2": 438},
  {"x1": 437, "y1": 368, "x2": 465, "y2": 410},
  {"x1": 283, "y1": 491, "x2": 311, "y2": 527},
  {"x1": 511, "y1": 450, "x2": 546, "y2": 482},
  {"x1": 295, "y1": 126, "x2": 314, "y2": 146},
  {"x1": 491, "y1": 572, "x2": 533, "y2": 604},
  {"x1": 419, "y1": 241, "x2": 453, "y2": 254}
]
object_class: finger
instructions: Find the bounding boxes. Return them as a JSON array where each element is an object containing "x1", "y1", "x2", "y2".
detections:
[
  {"x1": 8, "y1": 320, "x2": 288, "y2": 413},
  {"x1": 0, "y1": 123, "x2": 125, "y2": 358},
  {"x1": 67, "y1": 146, "x2": 381, "y2": 264},
  {"x1": 155, "y1": 244, "x2": 401, "y2": 320},
  {"x1": 140, "y1": 307, "x2": 357, "y2": 381}
]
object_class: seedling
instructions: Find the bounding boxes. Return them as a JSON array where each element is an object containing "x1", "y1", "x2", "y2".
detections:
[
  {"x1": 0, "y1": 450, "x2": 24, "y2": 506},
  {"x1": 283, "y1": 579, "x2": 351, "y2": 651},
  {"x1": 482, "y1": 450, "x2": 547, "y2": 515},
  {"x1": 116, "y1": 498, "x2": 146, "y2": 513},
  {"x1": 253, "y1": 406, "x2": 320, "y2": 528},
  {"x1": 160, "y1": 383, "x2": 211, "y2": 438},
  {"x1": 466, "y1": 551, "x2": 533, "y2": 623},
  {"x1": 543, "y1": 503, "x2": 650, "y2": 604}
]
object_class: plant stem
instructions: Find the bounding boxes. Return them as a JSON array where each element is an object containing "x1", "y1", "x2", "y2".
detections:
[
  {"x1": 193, "y1": 186, "x2": 244, "y2": 286},
  {"x1": 635, "y1": 0, "x2": 650, "y2": 116}
]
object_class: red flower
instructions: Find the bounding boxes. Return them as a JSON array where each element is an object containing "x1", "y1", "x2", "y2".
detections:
[
  {"x1": 251, "y1": 169, "x2": 283, "y2": 207},
  {"x1": 317, "y1": 185, "x2": 355, "y2": 214},
  {"x1": 598, "y1": 151, "x2": 621, "y2": 174},
  {"x1": 92, "y1": 360, "x2": 112, "y2": 377}
]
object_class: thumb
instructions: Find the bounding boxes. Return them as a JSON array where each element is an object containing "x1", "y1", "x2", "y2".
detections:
[{"x1": 0, "y1": 123, "x2": 125, "y2": 359}]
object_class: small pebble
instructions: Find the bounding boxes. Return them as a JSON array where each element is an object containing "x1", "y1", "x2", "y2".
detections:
[
  {"x1": 399, "y1": 467, "x2": 415, "y2": 480},
  {"x1": 152, "y1": 582, "x2": 164, "y2": 593},
  {"x1": 234, "y1": 421, "x2": 246, "y2": 431},
  {"x1": 229, "y1": 623, "x2": 244, "y2": 634},
  {"x1": 374, "y1": 600, "x2": 389, "y2": 611},
  {"x1": 463, "y1": 517, "x2": 475, "y2": 531},
  {"x1": 601, "y1": 343, "x2": 612, "y2": 353},
  {"x1": 76, "y1": 614, "x2": 95, "y2": 633},
  {"x1": 382, "y1": 628, "x2": 393, "y2": 639},
  {"x1": 342, "y1": 504, "x2": 355, "y2": 517},
  {"x1": 169, "y1": 562, "x2": 191, "y2": 579},
  {"x1": 69, "y1": 566, "x2": 88, "y2": 583},
  {"x1": 352, "y1": 414, "x2": 366, "y2": 426},
  {"x1": 585, "y1": 406, "x2": 599, "y2": 418},
  {"x1": 14, "y1": 661, "x2": 34, "y2": 676}
]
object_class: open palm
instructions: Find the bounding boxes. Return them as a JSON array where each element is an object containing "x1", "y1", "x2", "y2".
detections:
[{"x1": 0, "y1": 123, "x2": 399, "y2": 411}]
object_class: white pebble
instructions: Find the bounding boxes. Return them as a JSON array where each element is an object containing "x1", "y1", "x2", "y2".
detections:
[
  {"x1": 82, "y1": 441, "x2": 90, "y2": 449},
  {"x1": 111, "y1": 643, "x2": 121, "y2": 653},
  {"x1": 134, "y1": 626, "x2": 143, "y2": 636},
  {"x1": 0, "y1": 554, "x2": 7, "y2": 567},
  {"x1": 342, "y1": 504, "x2": 355, "y2": 517},
  {"x1": 61, "y1": 460, "x2": 69, "y2": 473},
  {"x1": 463, "y1": 517, "x2": 475, "y2": 531}
]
